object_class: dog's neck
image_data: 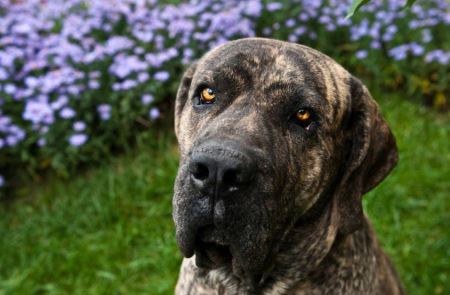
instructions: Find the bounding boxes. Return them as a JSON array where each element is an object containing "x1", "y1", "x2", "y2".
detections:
[{"x1": 263, "y1": 197, "x2": 342, "y2": 293}]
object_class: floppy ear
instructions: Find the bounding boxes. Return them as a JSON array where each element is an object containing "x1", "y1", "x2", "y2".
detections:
[
  {"x1": 175, "y1": 63, "x2": 197, "y2": 138},
  {"x1": 336, "y1": 76, "x2": 398, "y2": 235}
]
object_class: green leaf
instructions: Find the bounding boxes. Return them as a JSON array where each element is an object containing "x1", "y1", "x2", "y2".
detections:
[
  {"x1": 405, "y1": 0, "x2": 416, "y2": 8},
  {"x1": 346, "y1": 0, "x2": 370, "y2": 19}
]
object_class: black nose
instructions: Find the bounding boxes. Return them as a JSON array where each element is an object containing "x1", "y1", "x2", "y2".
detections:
[{"x1": 189, "y1": 144, "x2": 256, "y2": 195}]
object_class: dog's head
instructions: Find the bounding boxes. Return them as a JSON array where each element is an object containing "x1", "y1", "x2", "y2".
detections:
[{"x1": 173, "y1": 38, "x2": 397, "y2": 283}]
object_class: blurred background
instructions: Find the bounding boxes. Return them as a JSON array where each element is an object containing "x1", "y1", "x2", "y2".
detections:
[{"x1": 0, "y1": 0, "x2": 448, "y2": 294}]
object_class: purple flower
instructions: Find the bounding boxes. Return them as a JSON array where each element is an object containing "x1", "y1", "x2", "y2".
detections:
[
  {"x1": 51, "y1": 95, "x2": 69, "y2": 110},
  {"x1": 67, "y1": 85, "x2": 82, "y2": 95},
  {"x1": 141, "y1": 94, "x2": 154, "y2": 105},
  {"x1": 105, "y1": 36, "x2": 134, "y2": 55},
  {"x1": 154, "y1": 71, "x2": 170, "y2": 82},
  {"x1": 39, "y1": 126, "x2": 49, "y2": 135},
  {"x1": 60, "y1": 107, "x2": 76, "y2": 119},
  {"x1": 0, "y1": 67, "x2": 8, "y2": 80},
  {"x1": 0, "y1": 116, "x2": 11, "y2": 131},
  {"x1": 182, "y1": 51, "x2": 193, "y2": 64},
  {"x1": 97, "y1": 104, "x2": 112, "y2": 120},
  {"x1": 109, "y1": 54, "x2": 147, "y2": 78},
  {"x1": 4, "y1": 84, "x2": 16, "y2": 94},
  {"x1": 154, "y1": 35, "x2": 165, "y2": 50},
  {"x1": 38, "y1": 138, "x2": 46, "y2": 147},
  {"x1": 0, "y1": 175, "x2": 4, "y2": 187},
  {"x1": 266, "y1": 2, "x2": 282, "y2": 12},
  {"x1": 370, "y1": 41, "x2": 381, "y2": 49},
  {"x1": 386, "y1": 25, "x2": 397, "y2": 35},
  {"x1": 149, "y1": 107, "x2": 160, "y2": 120},
  {"x1": 389, "y1": 45, "x2": 409, "y2": 61},
  {"x1": 299, "y1": 13, "x2": 309, "y2": 22},
  {"x1": 89, "y1": 71, "x2": 101, "y2": 79},
  {"x1": 138, "y1": 72, "x2": 149, "y2": 82},
  {"x1": 88, "y1": 80, "x2": 100, "y2": 89},
  {"x1": 134, "y1": 47, "x2": 145, "y2": 55},
  {"x1": 325, "y1": 23, "x2": 336, "y2": 32},
  {"x1": 262, "y1": 27, "x2": 272, "y2": 35},
  {"x1": 25, "y1": 76, "x2": 40, "y2": 89},
  {"x1": 351, "y1": 19, "x2": 369, "y2": 41},
  {"x1": 0, "y1": 51, "x2": 15, "y2": 67},
  {"x1": 6, "y1": 135, "x2": 20, "y2": 147},
  {"x1": 69, "y1": 133, "x2": 88, "y2": 147},
  {"x1": 422, "y1": 29, "x2": 432, "y2": 43},
  {"x1": 356, "y1": 50, "x2": 368, "y2": 59},
  {"x1": 243, "y1": 1, "x2": 262, "y2": 17},
  {"x1": 410, "y1": 43, "x2": 424, "y2": 56},
  {"x1": 319, "y1": 15, "x2": 331, "y2": 25},
  {"x1": 425, "y1": 50, "x2": 450, "y2": 64},
  {"x1": 337, "y1": 17, "x2": 351, "y2": 27},
  {"x1": 23, "y1": 100, "x2": 54, "y2": 125},
  {"x1": 9, "y1": 125, "x2": 25, "y2": 141},
  {"x1": 294, "y1": 26, "x2": 306, "y2": 36},
  {"x1": 285, "y1": 19, "x2": 295, "y2": 28},
  {"x1": 73, "y1": 121, "x2": 86, "y2": 131},
  {"x1": 382, "y1": 32, "x2": 394, "y2": 42},
  {"x1": 121, "y1": 79, "x2": 138, "y2": 90},
  {"x1": 112, "y1": 83, "x2": 121, "y2": 91}
]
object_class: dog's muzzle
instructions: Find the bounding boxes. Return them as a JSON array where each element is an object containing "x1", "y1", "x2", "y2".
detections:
[{"x1": 175, "y1": 139, "x2": 257, "y2": 268}]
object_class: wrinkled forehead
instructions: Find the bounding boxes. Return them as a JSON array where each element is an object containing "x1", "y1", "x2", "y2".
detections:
[
  {"x1": 197, "y1": 41, "x2": 314, "y2": 86},
  {"x1": 194, "y1": 39, "x2": 351, "y2": 122}
]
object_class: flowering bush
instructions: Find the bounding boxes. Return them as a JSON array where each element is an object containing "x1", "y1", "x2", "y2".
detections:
[
  {"x1": 262, "y1": 0, "x2": 449, "y2": 107},
  {"x1": 0, "y1": 0, "x2": 449, "y2": 193}
]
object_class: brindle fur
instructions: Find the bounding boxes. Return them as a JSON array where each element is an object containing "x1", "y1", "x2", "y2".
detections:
[{"x1": 172, "y1": 38, "x2": 405, "y2": 295}]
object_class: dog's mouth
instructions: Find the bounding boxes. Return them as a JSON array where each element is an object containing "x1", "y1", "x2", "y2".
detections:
[
  {"x1": 195, "y1": 226, "x2": 232, "y2": 269},
  {"x1": 195, "y1": 240, "x2": 232, "y2": 269}
]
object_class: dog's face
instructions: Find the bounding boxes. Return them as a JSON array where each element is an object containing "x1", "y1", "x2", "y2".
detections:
[{"x1": 173, "y1": 38, "x2": 397, "y2": 283}]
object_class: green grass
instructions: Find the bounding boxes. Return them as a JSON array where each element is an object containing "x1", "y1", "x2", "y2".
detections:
[
  {"x1": 0, "y1": 133, "x2": 181, "y2": 295},
  {"x1": 364, "y1": 94, "x2": 449, "y2": 295},
  {"x1": 1, "y1": 95, "x2": 449, "y2": 295}
]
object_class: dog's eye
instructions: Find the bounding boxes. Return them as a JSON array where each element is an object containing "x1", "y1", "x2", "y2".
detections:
[
  {"x1": 200, "y1": 87, "x2": 215, "y2": 104},
  {"x1": 295, "y1": 109, "x2": 313, "y2": 128}
]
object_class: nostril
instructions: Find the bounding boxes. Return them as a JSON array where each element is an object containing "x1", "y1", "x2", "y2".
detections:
[
  {"x1": 222, "y1": 168, "x2": 240, "y2": 187},
  {"x1": 192, "y1": 162, "x2": 209, "y2": 181}
]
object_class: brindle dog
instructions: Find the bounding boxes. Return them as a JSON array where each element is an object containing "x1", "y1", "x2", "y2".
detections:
[{"x1": 172, "y1": 38, "x2": 406, "y2": 295}]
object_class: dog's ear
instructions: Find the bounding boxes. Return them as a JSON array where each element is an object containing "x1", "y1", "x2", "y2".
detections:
[
  {"x1": 175, "y1": 63, "x2": 197, "y2": 137},
  {"x1": 336, "y1": 76, "x2": 398, "y2": 235}
]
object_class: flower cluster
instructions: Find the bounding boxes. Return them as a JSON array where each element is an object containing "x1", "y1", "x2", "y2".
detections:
[{"x1": 0, "y1": 0, "x2": 448, "y2": 191}]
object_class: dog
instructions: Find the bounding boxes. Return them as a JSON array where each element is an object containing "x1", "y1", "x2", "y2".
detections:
[{"x1": 172, "y1": 38, "x2": 406, "y2": 295}]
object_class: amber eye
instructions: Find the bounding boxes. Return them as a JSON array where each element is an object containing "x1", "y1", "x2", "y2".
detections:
[
  {"x1": 200, "y1": 87, "x2": 215, "y2": 104},
  {"x1": 295, "y1": 108, "x2": 314, "y2": 128},
  {"x1": 296, "y1": 109, "x2": 311, "y2": 122}
]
